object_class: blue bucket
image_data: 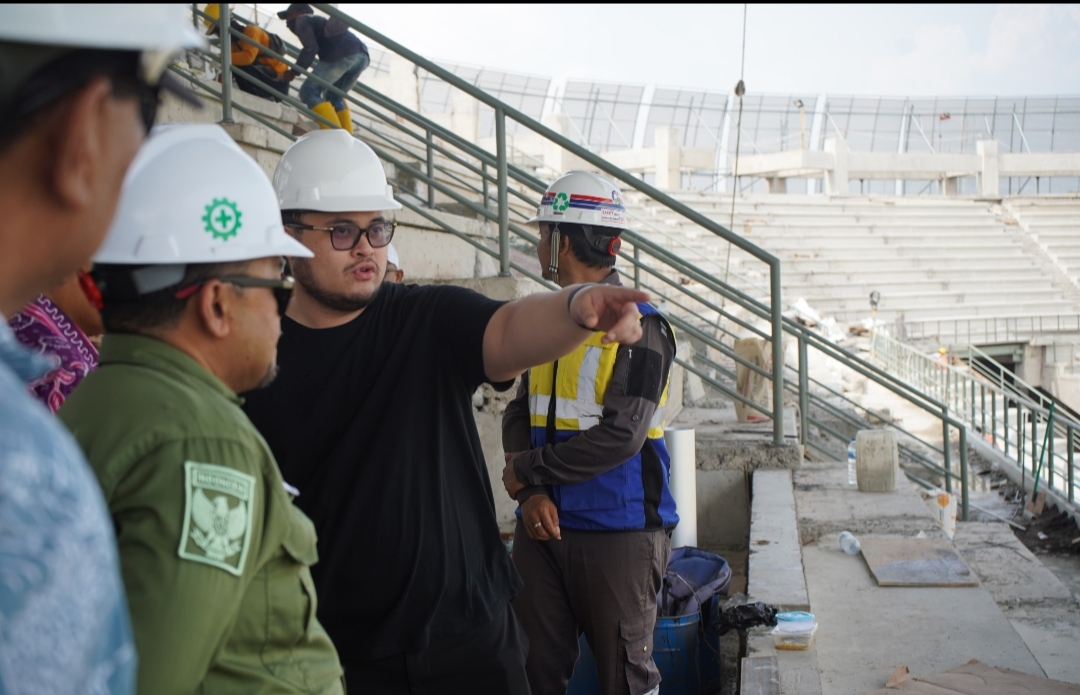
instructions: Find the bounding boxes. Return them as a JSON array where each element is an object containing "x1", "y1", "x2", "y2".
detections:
[
  {"x1": 699, "y1": 594, "x2": 722, "y2": 693},
  {"x1": 654, "y1": 612, "x2": 701, "y2": 695},
  {"x1": 567, "y1": 613, "x2": 704, "y2": 695},
  {"x1": 565, "y1": 633, "x2": 600, "y2": 695}
]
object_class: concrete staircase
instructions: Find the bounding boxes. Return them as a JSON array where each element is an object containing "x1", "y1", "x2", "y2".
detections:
[
  {"x1": 623, "y1": 192, "x2": 1080, "y2": 328},
  {"x1": 1006, "y1": 196, "x2": 1080, "y2": 293}
]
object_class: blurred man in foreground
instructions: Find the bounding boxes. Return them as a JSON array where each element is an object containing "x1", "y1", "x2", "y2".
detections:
[{"x1": 0, "y1": 6, "x2": 199, "y2": 691}]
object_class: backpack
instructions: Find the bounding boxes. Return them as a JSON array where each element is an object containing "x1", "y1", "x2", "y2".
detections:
[{"x1": 265, "y1": 31, "x2": 286, "y2": 59}]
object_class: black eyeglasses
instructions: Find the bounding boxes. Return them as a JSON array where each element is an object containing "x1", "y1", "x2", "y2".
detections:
[
  {"x1": 286, "y1": 220, "x2": 396, "y2": 251},
  {"x1": 12, "y1": 52, "x2": 162, "y2": 134},
  {"x1": 174, "y1": 275, "x2": 296, "y2": 316}
]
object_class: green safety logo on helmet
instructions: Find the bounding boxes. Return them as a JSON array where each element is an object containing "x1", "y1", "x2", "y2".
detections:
[
  {"x1": 552, "y1": 192, "x2": 570, "y2": 213},
  {"x1": 202, "y1": 198, "x2": 242, "y2": 241}
]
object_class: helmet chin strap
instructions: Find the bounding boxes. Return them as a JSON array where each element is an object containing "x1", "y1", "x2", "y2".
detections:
[{"x1": 548, "y1": 225, "x2": 562, "y2": 285}]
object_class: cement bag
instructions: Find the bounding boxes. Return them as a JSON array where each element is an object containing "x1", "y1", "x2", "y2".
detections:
[{"x1": 734, "y1": 337, "x2": 771, "y2": 423}]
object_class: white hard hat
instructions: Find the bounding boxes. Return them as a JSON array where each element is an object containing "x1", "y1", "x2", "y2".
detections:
[
  {"x1": 94, "y1": 124, "x2": 312, "y2": 266},
  {"x1": 527, "y1": 170, "x2": 630, "y2": 231},
  {"x1": 0, "y1": 4, "x2": 204, "y2": 53},
  {"x1": 386, "y1": 243, "x2": 400, "y2": 267},
  {"x1": 274, "y1": 130, "x2": 401, "y2": 212}
]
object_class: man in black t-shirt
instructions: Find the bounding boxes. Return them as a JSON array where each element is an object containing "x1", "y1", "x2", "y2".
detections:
[{"x1": 242, "y1": 129, "x2": 651, "y2": 695}]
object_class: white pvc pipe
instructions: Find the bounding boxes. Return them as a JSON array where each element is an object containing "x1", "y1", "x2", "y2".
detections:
[{"x1": 665, "y1": 427, "x2": 697, "y2": 549}]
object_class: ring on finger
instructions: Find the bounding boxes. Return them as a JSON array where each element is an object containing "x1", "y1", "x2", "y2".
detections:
[{"x1": 533, "y1": 522, "x2": 542, "y2": 529}]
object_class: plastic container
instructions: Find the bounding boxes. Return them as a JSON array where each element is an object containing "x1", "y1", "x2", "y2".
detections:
[
  {"x1": 566, "y1": 633, "x2": 600, "y2": 695},
  {"x1": 653, "y1": 613, "x2": 701, "y2": 695},
  {"x1": 568, "y1": 613, "x2": 704, "y2": 695},
  {"x1": 772, "y1": 622, "x2": 818, "y2": 650},
  {"x1": 838, "y1": 531, "x2": 861, "y2": 555}
]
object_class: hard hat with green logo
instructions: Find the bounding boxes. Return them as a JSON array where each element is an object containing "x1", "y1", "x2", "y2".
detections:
[
  {"x1": 274, "y1": 129, "x2": 401, "y2": 213},
  {"x1": 527, "y1": 170, "x2": 630, "y2": 232},
  {"x1": 93, "y1": 124, "x2": 312, "y2": 295}
]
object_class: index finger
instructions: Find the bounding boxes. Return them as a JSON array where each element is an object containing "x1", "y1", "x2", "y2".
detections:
[{"x1": 602, "y1": 301, "x2": 645, "y2": 344}]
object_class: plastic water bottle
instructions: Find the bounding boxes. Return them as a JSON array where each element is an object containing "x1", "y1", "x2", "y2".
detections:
[
  {"x1": 846, "y1": 439, "x2": 857, "y2": 486},
  {"x1": 838, "y1": 531, "x2": 861, "y2": 555}
]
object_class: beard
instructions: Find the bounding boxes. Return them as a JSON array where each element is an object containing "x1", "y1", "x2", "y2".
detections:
[
  {"x1": 291, "y1": 256, "x2": 382, "y2": 313},
  {"x1": 256, "y1": 362, "x2": 280, "y2": 389}
]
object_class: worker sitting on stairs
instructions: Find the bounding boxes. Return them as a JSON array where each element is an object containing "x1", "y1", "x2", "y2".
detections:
[
  {"x1": 278, "y1": 3, "x2": 369, "y2": 131},
  {"x1": 204, "y1": 4, "x2": 289, "y2": 103},
  {"x1": 501, "y1": 171, "x2": 679, "y2": 695}
]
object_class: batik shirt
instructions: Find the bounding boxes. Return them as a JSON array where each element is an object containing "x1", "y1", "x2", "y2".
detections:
[
  {"x1": 8, "y1": 295, "x2": 98, "y2": 413},
  {"x1": 0, "y1": 320, "x2": 135, "y2": 695}
]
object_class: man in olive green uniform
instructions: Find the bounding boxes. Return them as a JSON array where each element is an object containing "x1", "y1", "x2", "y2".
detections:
[{"x1": 59, "y1": 125, "x2": 344, "y2": 693}]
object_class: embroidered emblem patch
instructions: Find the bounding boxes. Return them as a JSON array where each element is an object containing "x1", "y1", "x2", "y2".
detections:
[{"x1": 178, "y1": 462, "x2": 256, "y2": 576}]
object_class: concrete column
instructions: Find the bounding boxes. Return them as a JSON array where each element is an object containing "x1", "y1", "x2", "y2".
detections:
[
  {"x1": 977, "y1": 139, "x2": 1000, "y2": 198},
  {"x1": 387, "y1": 54, "x2": 420, "y2": 112},
  {"x1": 766, "y1": 176, "x2": 787, "y2": 194},
  {"x1": 940, "y1": 176, "x2": 959, "y2": 196},
  {"x1": 541, "y1": 112, "x2": 587, "y2": 172},
  {"x1": 655, "y1": 126, "x2": 681, "y2": 190},
  {"x1": 450, "y1": 89, "x2": 478, "y2": 144},
  {"x1": 824, "y1": 136, "x2": 849, "y2": 196}
]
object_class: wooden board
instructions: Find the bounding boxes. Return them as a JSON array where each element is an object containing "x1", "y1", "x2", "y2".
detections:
[{"x1": 859, "y1": 536, "x2": 980, "y2": 587}]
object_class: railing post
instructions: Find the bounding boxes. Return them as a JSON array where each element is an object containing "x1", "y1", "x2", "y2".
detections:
[
  {"x1": 942, "y1": 415, "x2": 952, "y2": 493},
  {"x1": 633, "y1": 245, "x2": 641, "y2": 289},
  {"x1": 1031, "y1": 409, "x2": 1038, "y2": 479},
  {"x1": 798, "y1": 334, "x2": 810, "y2": 447},
  {"x1": 959, "y1": 425, "x2": 970, "y2": 521},
  {"x1": 495, "y1": 107, "x2": 510, "y2": 277},
  {"x1": 1048, "y1": 410, "x2": 1055, "y2": 489},
  {"x1": 1004, "y1": 397, "x2": 1010, "y2": 455},
  {"x1": 770, "y1": 261, "x2": 785, "y2": 447},
  {"x1": 1068, "y1": 425, "x2": 1075, "y2": 503},
  {"x1": 218, "y1": 3, "x2": 233, "y2": 123},
  {"x1": 482, "y1": 161, "x2": 489, "y2": 211},
  {"x1": 426, "y1": 129, "x2": 435, "y2": 208}
]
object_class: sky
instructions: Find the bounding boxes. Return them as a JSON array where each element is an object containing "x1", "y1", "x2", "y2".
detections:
[{"x1": 291, "y1": 3, "x2": 1080, "y2": 97}]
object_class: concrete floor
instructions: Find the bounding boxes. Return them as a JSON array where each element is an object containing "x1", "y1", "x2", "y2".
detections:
[{"x1": 792, "y1": 461, "x2": 1080, "y2": 694}]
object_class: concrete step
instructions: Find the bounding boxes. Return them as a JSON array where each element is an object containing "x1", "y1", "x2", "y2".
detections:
[
  {"x1": 782, "y1": 266, "x2": 1050, "y2": 285},
  {"x1": 831, "y1": 300, "x2": 1078, "y2": 323},
  {"x1": 783, "y1": 279, "x2": 1063, "y2": 300},
  {"x1": 774, "y1": 248, "x2": 1037, "y2": 264},
  {"x1": 738, "y1": 236, "x2": 1019, "y2": 252},
  {"x1": 782, "y1": 462, "x2": 1051, "y2": 695}
]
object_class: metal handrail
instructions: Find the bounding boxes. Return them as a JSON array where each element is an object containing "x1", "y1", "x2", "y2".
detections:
[
  {"x1": 877, "y1": 333, "x2": 1078, "y2": 509},
  {"x1": 184, "y1": 5, "x2": 978, "y2": 513},
  {"x1": 310, "y1": 4, "x2": 787, "y2": 446},
  {"x1": 885, "y1": 313, "x2": 1080, "y2": 347}
]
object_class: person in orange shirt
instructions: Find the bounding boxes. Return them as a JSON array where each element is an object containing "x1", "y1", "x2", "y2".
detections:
[{"x1": 205, "y1": 4, "x2": 288, "y2": 102}]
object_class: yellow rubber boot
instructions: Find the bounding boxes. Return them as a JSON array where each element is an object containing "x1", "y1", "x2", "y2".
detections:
[
  {"x1": 311, "y1": 101, "x2": 340, "y2": 129},
  {"x1": 336, "y1": 106, "x2": 352, "y2": 133}
]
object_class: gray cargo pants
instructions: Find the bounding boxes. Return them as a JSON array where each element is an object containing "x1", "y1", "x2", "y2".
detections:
[{"x1": 511, "y1": 522, "x2": 671, "y2": 695}]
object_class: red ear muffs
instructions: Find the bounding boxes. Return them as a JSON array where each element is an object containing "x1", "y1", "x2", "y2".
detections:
[
  {"x1": 78, "y1": 271, "x2": 104, "y2": 311},
  {"x1": 607, "y1": 237, "x2": 622, "y2": 256}
]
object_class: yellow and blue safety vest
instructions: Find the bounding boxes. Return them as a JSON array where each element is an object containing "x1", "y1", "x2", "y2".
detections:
[{"x1": 527, "y1": 303, "x2": 679, "y2": 531}]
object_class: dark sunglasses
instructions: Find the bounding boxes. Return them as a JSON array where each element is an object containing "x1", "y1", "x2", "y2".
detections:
[
  {"x1": 14, "y1": 54, "x2": 162, "y2": 134},
  {"x1": 287, "y1": 220, "x2": 396, "y2": 251},
  {"x1": 174, "y1": 275, "x2": 296, "y2": 316}
]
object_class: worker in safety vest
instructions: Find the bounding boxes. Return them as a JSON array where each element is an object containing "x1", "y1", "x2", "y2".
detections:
[
  {"x1": 0, "y1": 6, "x2": 200, "y2": 691},
  {"x1": 501, "y1": 171, "x2": 679, "y2": 695},
  {"x1": 59, "y1": 125, "x2": 345, "y2": 694},
  {"x1": 203, "y1": 4, "x2": 289, "y2": 102}
]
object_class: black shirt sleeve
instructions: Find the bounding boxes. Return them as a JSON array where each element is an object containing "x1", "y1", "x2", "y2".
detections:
[{"x1": 428, "y1": 285, "x2": 511, "y2": 392}]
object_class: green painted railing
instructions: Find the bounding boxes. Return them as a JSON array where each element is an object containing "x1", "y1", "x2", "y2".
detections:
[{"x1": 178, "y1": 4, "x2": 978, "y2": 514}]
